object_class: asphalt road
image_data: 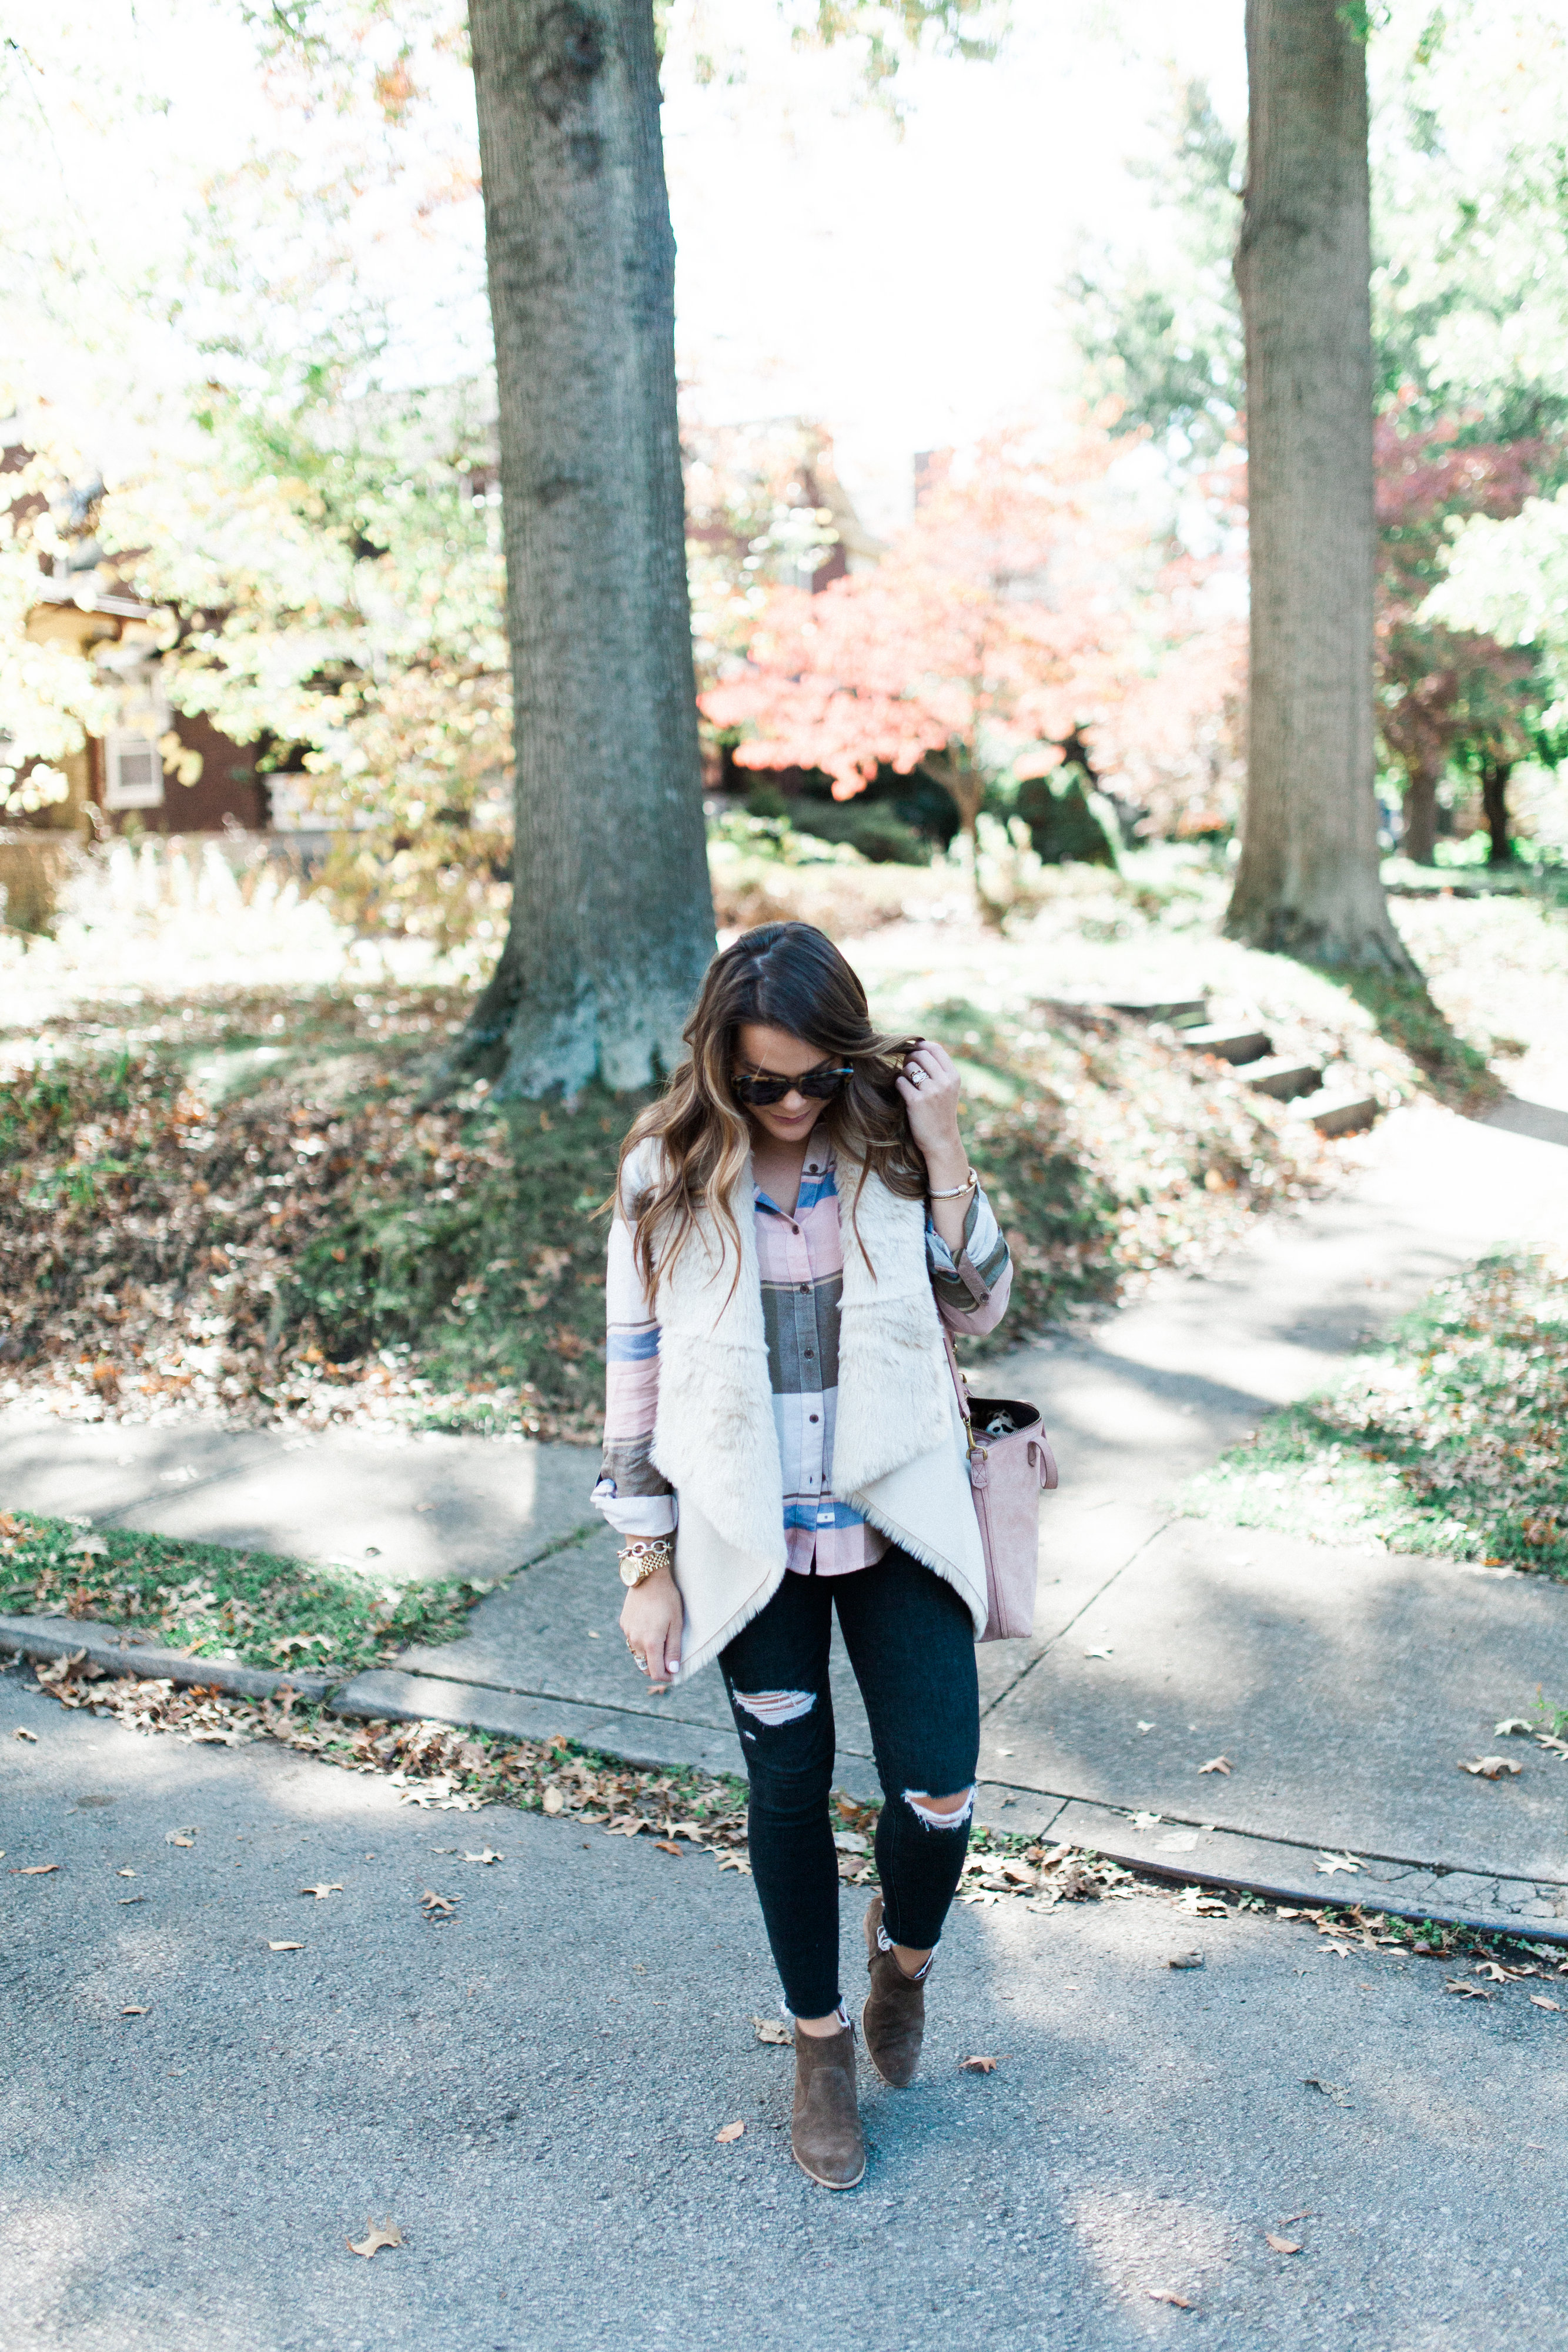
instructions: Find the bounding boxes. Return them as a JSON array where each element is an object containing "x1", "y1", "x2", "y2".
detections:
[{"x1": 5, "y1": 1656, "x2": 1567, "y2": 2352}]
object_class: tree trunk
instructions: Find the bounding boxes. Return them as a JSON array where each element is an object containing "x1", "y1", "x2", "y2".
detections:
[
  {"x1": 1480, "y1": 758, "x2": 1514, "y2": 864},
  {"x1": 920, "y1": 749, "x2": 1004, "y2": 924},
  {"x1": 1225, "y1": 0, "x2": 1415, "y2": 973},
  {"x1": 1401, "y1": 761, "x2": 1439, "y2": 864},
  {"x1": 449, "y1": 0, "x2": 714, "y2": 1098}
]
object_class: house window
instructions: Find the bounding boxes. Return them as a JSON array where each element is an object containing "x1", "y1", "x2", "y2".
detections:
[{"x1": 104, "y1": 732, "x2": 165, "y2": 810}]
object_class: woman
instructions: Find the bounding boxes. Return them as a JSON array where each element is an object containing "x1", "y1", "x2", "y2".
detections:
[{"x1": 593, "y1": 922, "x2": 1011, "y2": 2189}]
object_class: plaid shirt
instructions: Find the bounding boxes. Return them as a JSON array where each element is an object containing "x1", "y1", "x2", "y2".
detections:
[{"x1": 593, "y1": 1131, "x2": 1012, "y2": 1576}]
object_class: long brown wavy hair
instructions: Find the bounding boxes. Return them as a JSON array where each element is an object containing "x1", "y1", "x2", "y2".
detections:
[{"x1": 616, "y1": 922, "x2": 926, "y2": 1294}]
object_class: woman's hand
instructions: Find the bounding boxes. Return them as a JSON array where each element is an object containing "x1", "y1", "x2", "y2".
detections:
[
  {"x1": 896, "y1": 1038, "x2": 966, "y2": 1182},
  {"x1": 618, "y1": 1565, "x2": 684, "y2": 1692}
]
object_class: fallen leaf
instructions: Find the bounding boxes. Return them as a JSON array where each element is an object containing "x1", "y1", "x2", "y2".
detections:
[
  {"x1": 1320, "y1": 1940, "x2": 1354, "y2": 1958},
  {"x1": 300, "y1": 1882, "x2": 345, "y2": 1900},
  {"x1": 1302, "y1": 2077, "x2": 1350, "y2": 2104},
  {"x1": 463, "y1": 1848, "x2": 504, "y2": 1865},
  {"x1": 419, "y1": 1889, "x2": 458, "y2": 1919},
  {"x1": 958, "y1": 2054, "x2": 1001, "y2": 2073},
  {"x1": 1084, "y1": 1645, "x2": 1114, "y2": 1659},
  {"x1": 1536, "y1": 1732, "x2": 1568, "y2": 1759},
  {"x1": 715, "y1": 2119, "x2": 745, "y2": 2143},
  {"x1": 267, "y1": 1940, "x2": 304, "y2": 1952},
  {"x1": 1130, "y1": 1810, "x2": 1164, "y2": 1828},
  {"x1": 1175, "y1": 1885, "x2": 1228, "y2": 1917},
  {"x1": 13, "y1": 1728, "x2": 37, "y2": 1743},
  {"x1": 1137, "y1": 1720, "x2": 1155, "y2": 1733},
  {"x1": 1474, "y1": 1961, "x2": 1522, "y2": 1983},
  {"x1": 1459, "y1": 1756, "x2": 1522, "y2": 1779},
  {"x1": 1495, "y1": 1717, "x2": 1535, "y2": 1736},
  {"x1": 14, "y1": 1863, "x2": 59, "y2": 1876},
  {"x1": 1445, "y1": 1979, "x2": 1492, "y2": 1999},
  {"x1": 1168, "y1": 1950, "x2": 1205, "y2": 1970},
  {"x1": 751, "y1": 2016, "x2": 791, "y2": 2046},
  {"x1": 1146, "y1": 2290, "x2": 1192, "y2": 2308},
  {"x1": 119, "y1": 1896, "x2": 146, "y2": 1906},
  {"x1": 831, "y1": 1830, "x2": 868, "y2": 1854},
  {"x1": 118, "y1": 1868, "x2": 136, "y2": 1878},
  {"x1": 653, "y1": 1839, "x2": 683, "y2": 1857},
  {"x1": 1315, "y1": 1852, "x2": 1362, "y2": 1876},
  {"x1": 541, "y1": 1786, "x2": 565, "y2": 1816},
  {"x1": 1265, "y1": 2233, "x2": 1301, "y2": 2255},
  {"x1": 1197, "y1": 1755, "x2": 1232, "y2": 1776},
  {"x1": 120, "y1": 2004, "x2": 149, "y2": 2016},
  {"x1": 165, "y1": 1830, "x2": 197, "y2": 1848},
  {"x1": 1531, "y1": 1994, "x2": 1563, "y2": 2013},
  {"x1": 346, "y1": 2217, "x2": 403, "y2": 2259}
]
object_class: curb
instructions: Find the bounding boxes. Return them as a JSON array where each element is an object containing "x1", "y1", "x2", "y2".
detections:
[{"x1": 0, "y1": 1615, "x2": 339, "y2": 1704}]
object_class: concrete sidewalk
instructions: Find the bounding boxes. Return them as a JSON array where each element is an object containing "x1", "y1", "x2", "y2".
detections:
[
  {"x1": 7, "y1": 1656, "x2": 1568, "y2": 2352},
  {"x1": 4, "y1": 1095, "x2": 1566, "y2": 1933}
]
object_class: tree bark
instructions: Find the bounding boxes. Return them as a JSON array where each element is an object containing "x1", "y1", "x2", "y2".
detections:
[
  {"x1": 1225, "y1": 0, "x2": 1415, "y2": 972},
  {"x1": 1480, "y1": 758, "x2": 1514, "y2": 864},
  {"x1": 450, "y1": 0, "x2": 714, "y2": 1097},
  {"x1": 1400, "y1": 761, "x2": 1439, "y2": 864}
]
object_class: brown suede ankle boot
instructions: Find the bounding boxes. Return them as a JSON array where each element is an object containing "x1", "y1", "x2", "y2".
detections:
[
  {"x1": 790, "y1": 2017, "x2": 865, "y2": 2190},
  {"x1": 861, "y1": 1893, "x2": 929, "y2": 2089}
]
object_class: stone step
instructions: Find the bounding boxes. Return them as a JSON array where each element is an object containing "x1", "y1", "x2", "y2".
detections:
[
  {"x1": 1105, "y1": 994, "x2": 1209, "y2": 1027},
  {"x1": 1293, "y1": 1088, "x2": 1380, "y2": 1138},
  {"x1": 1243, "y1": 1055, "x2": 1324, "y2": 1102},
  {"x1": 1181, "y1": 1023, "x2": 1272, "y2": 1066}
]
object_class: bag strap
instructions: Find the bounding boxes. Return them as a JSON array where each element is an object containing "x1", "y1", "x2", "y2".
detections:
[{"x1": 940, "y1": 1324, "x2": 977, "y2": 1459}]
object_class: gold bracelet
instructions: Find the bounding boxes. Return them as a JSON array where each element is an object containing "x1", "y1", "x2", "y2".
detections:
[
  {"x1": 928, "y1": 1166, "x2": 978, "y2": 1200},
  {"x1": 618, "y1": 1538, "x2": 673, "y2": 1589}
]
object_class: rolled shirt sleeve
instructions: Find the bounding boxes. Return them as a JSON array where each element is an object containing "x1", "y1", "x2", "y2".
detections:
[
  {"x1": 925, "y1": 1181, "x2": 1013, "y2": 1337},
  {"x1": 592, "y1": 1198, "x2": 677, "y2": 1540}
]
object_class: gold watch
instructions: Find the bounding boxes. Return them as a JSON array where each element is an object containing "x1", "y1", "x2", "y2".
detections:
[{"x1": 618, "y1": 1539, "x2": 672, "y2": 1589}]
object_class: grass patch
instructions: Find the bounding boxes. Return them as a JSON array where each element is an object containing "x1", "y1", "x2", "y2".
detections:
[
  {"x1": 1183, "y1": 1250, "x2": 1568, "y2": 1575},
  {"x1": 0, "y1": 1507, "x2": 487, "y2": 1673},
  {"x1": 1330, "y1": 970, "x2": 1501, "y2": 1115}
]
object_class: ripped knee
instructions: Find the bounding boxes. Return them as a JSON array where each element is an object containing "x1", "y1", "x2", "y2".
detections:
[
  {"x1": 902, "y1": 1786, "x2": 975, "y2": 1830},
  {"x1": 733, "y1": 1688, "x2": 817, "y2": 1729}
]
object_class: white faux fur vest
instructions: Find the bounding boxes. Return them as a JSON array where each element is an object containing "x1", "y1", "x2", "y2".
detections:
[{"x1": 642, "y1": 1148, "x2": 987, "y2": 1682}]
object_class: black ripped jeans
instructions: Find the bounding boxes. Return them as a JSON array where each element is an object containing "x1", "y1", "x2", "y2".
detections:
[{"x1": 718, "y1": 1546, "x2": 980, "y2": 2019}]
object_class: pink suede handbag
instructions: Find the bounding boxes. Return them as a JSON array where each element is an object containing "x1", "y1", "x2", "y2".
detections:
[{"x1": 942, "y1": 1329, "x2": 1057, "y2": 1641}]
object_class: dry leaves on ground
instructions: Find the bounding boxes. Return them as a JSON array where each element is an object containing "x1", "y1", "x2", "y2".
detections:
[
  {"x1": 1197, "y1": 1755, "x2": 1232, "y2": 1776},
  {"x1": 1175, "y1": 1885, "x2": 1228, "y2": 1917},
  {"x1": 715, "y1": 2120, "x2": 745, "y2": 2144},
  {"x1": 958, "y1": 2054, "x2": 1002, "y2": 2073},
  {"x1": 14, "y1": 1726, "x2": 36, "y2": 1742},
  {"x1": 120, "y1": 2004, "x2": 149, "y2": 2016},
  {"x1": 1531, "y1": 1995, "x2": 1563, "y2": 2013},
  {"x1": 419, "y1": 1889, "x2": 457, "y2": 1922},
  {"x1": 300, "y1": 1882, "x2": 344, "y2": 1899},
  {"x1": 1459, "y1": 1756, "x2": 1522, "y2": 1779},
  {"x1": 1315, "y1": 1852, "x2": 1362, "y2": 1876},
  {"x1": 1146, "y1": 2289, "x2": 1193, "y2": 2308},
  {"x1": 346, "y1": 2218, "x2": 403, "y2": 2259},
  {"x1": 267, "y1": 1940, "x2": 303, "y2": 1952},
  {"x1": 13, "y1": 1862, "x2": 58, "y2": 1876},
  {"x1": 463, "y1": 1847, "x2": 503, "y2": 1865},
  {"x1": 751, "y1": 2017, "x2": 791, "y2": 2046},
  {"x1": 1265, "y1": 2233, "x2": 1302, "y2": 2255},
  {"x1": 1168, "y1": 1950, "x2": 1204, "y2": 1970}
]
